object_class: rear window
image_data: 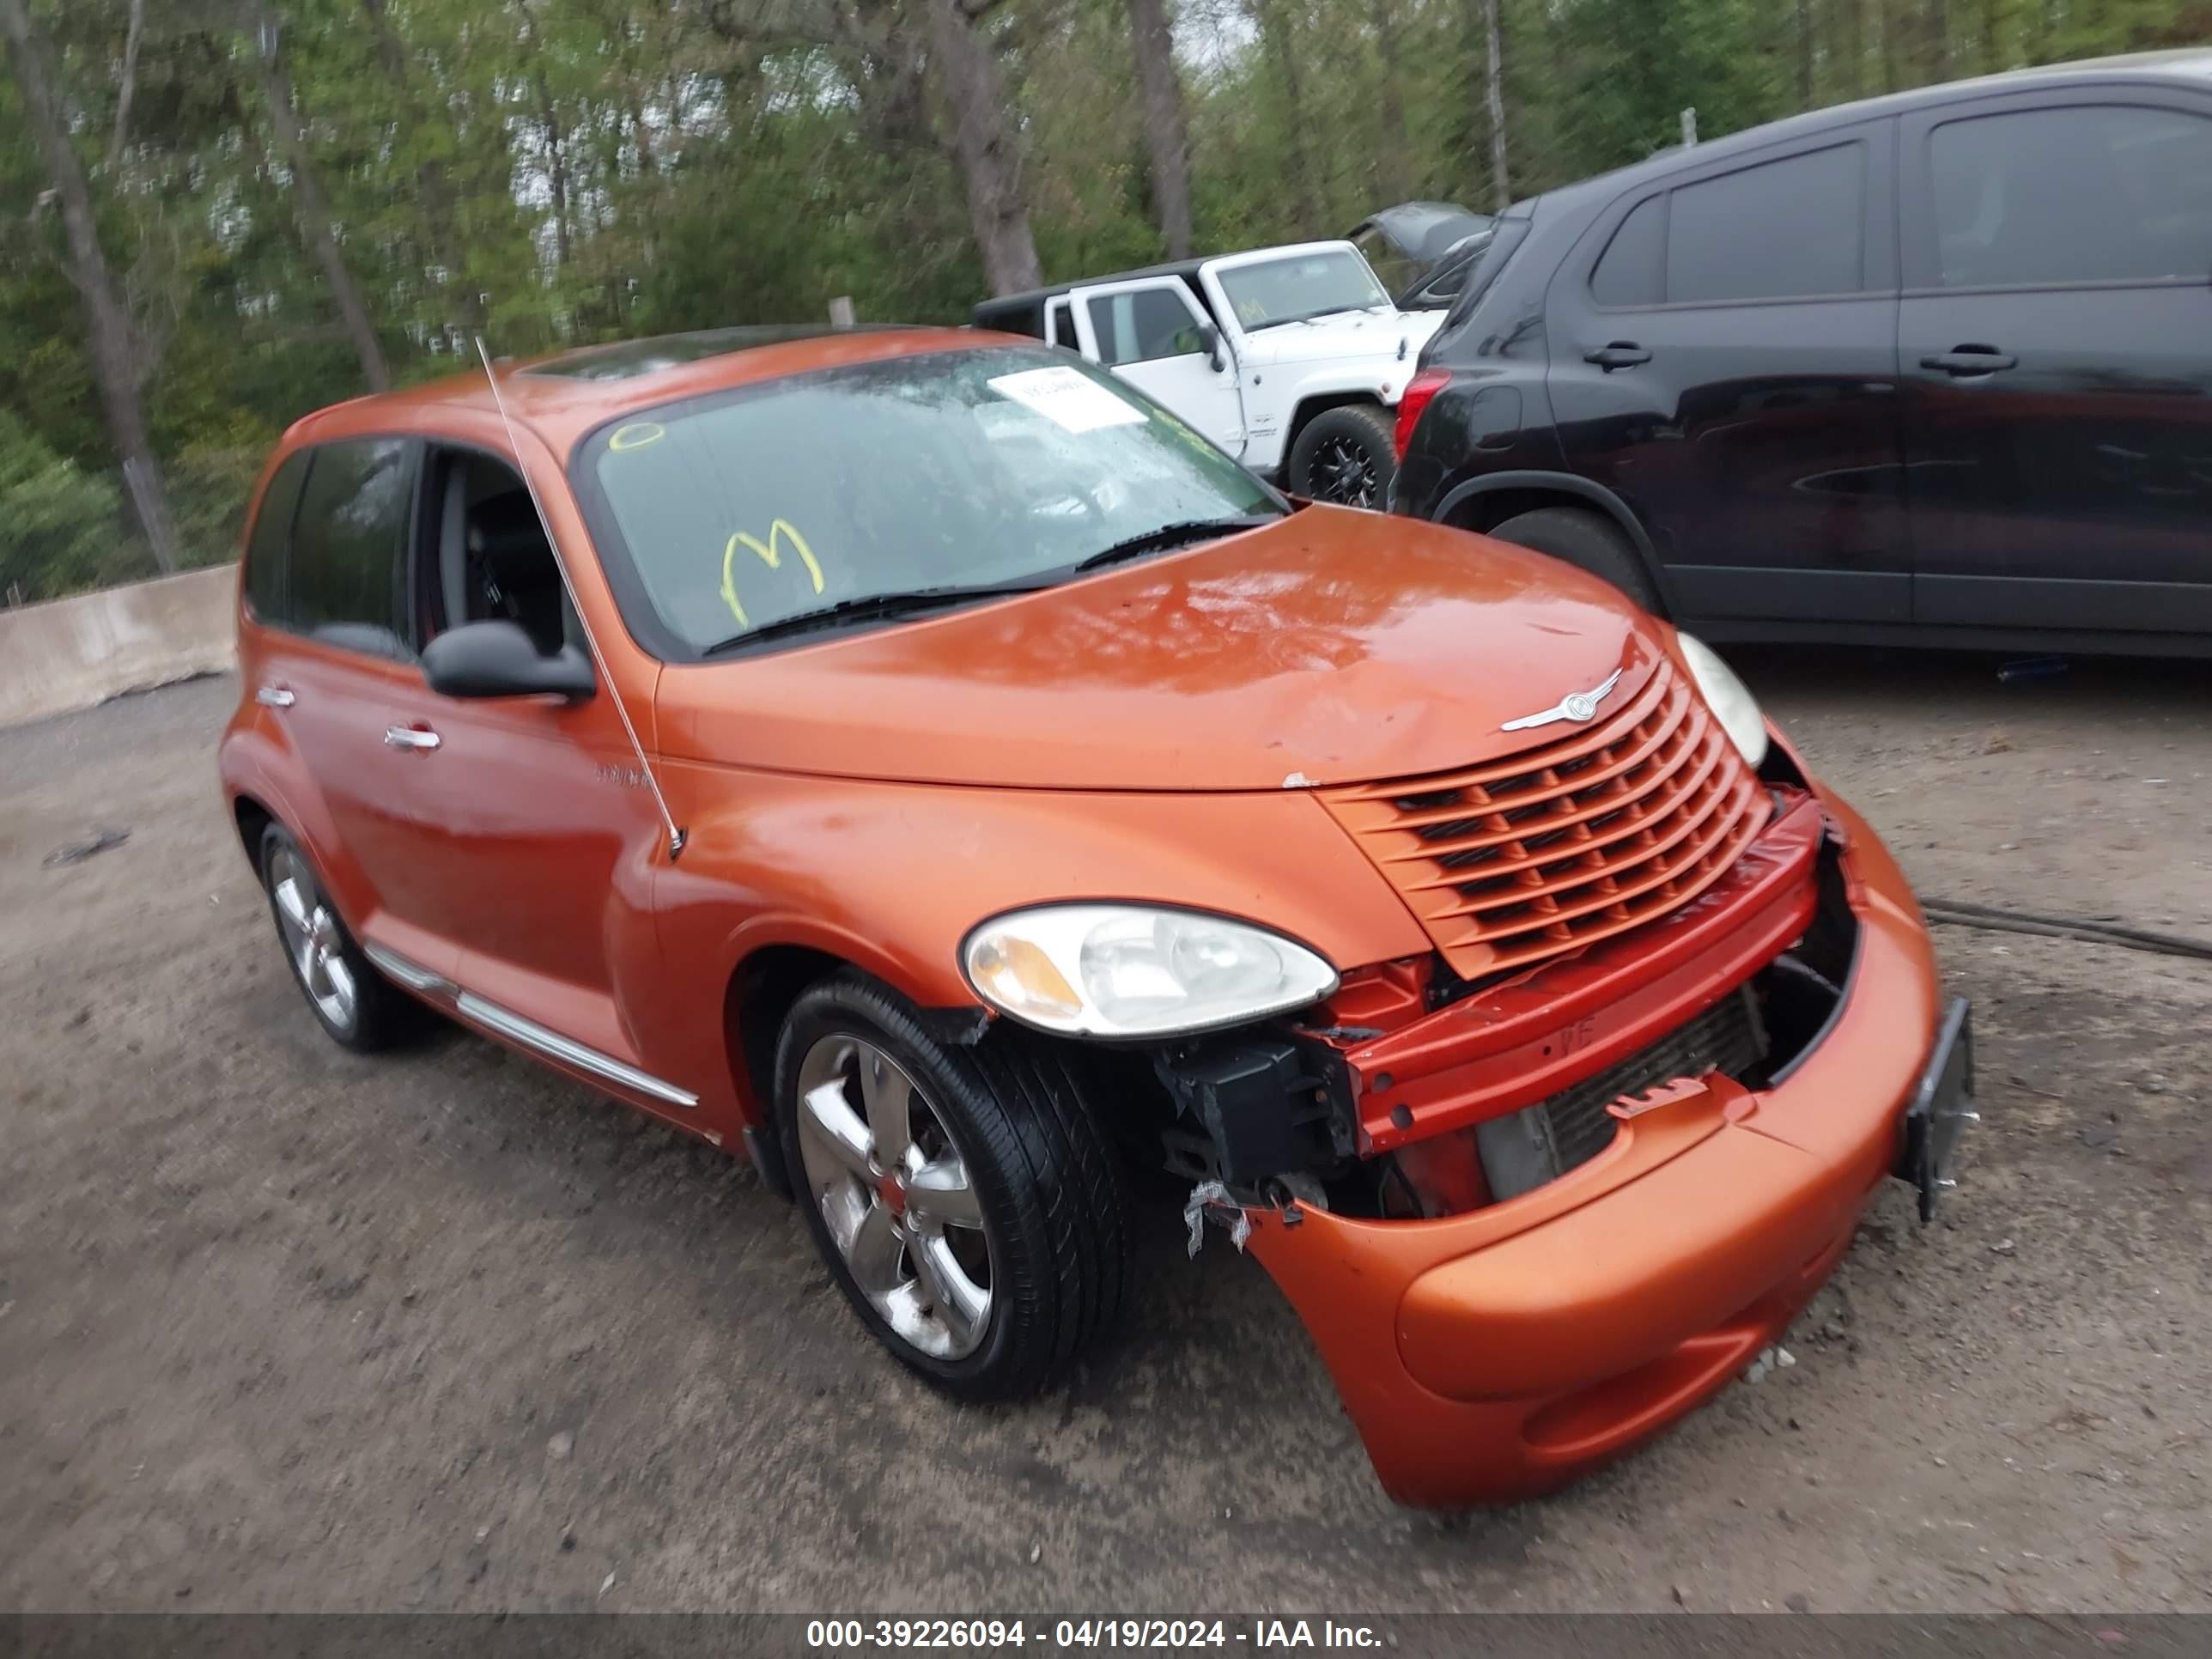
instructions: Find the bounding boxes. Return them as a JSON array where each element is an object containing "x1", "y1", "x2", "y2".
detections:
[
  {"x1": 242, "y1": 451, "x2": 310, "y2": 623},
  {"x1": 285, "y1": 438, "x2": 416, "y2": 659}
]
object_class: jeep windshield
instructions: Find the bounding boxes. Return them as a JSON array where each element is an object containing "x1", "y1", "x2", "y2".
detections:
[
  {"x1": 1216, "y1": 249, "x2": 1391, "y2": 331},
  {"x1": 574, "y1": 345, "x2": 1283, "y2": 658}
]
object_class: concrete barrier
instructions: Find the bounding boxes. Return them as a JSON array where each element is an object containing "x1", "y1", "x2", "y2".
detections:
[{"x1": 0, "y1": 565, "x2": 238, "y2": 729}]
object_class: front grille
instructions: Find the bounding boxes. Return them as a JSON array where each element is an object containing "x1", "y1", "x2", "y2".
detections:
[
  {"x1": 1318, "y1": 657, "x2": 1770, "y2": 981},
  {"x1": 1475, "y1": 985, "x2": 1769, "y2": 1200}
]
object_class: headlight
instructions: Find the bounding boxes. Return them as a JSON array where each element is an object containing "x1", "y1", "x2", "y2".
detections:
[
  {"x1": 1676, "y1": 633, "x2": 1770, "y2": 769},
  {"x1": 962, "y1": 904, "x2": 1340, "y2": 1039}
]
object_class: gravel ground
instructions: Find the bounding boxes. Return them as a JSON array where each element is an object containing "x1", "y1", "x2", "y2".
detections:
[{"x1": 2, "y1": 653, "x2": 2207, "y2": 1614}]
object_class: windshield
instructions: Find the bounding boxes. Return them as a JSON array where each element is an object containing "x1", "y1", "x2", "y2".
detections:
[
  {"x1": 1216, "y1": 249, "x2": 1390, "y2": 331},
  {"x1": 575, "y1": 345, "x2": 1282, "y2": 657}
]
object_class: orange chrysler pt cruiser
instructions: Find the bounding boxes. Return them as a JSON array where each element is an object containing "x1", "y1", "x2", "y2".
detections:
[{"x1": 218, "y1": 325, "x2": 1972, "y2": 1508}]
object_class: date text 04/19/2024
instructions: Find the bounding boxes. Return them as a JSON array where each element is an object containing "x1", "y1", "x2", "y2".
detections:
[{"x1": 804, "y1": 1620, "x2": 1387, "y2": 1649}]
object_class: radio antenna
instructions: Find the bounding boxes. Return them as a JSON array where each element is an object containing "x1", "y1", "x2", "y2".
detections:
[{"x1": 474, "y1": 337, "x2": 686, "y2": 860}]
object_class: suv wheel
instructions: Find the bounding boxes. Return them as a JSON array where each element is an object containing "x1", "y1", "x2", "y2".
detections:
[
  {"x1": 258, "y1": 823, "x2": 424, "y2": 1051},
  {"x1": 1288, "y1": 404, "x2": 1395, "y2": 508},
  {"x1": 775, "y1": 973, "x2": 1127, "y2": 1400},
  {"x1": 1486, "y1": 506, "x2": 1662, "y2": 614}
]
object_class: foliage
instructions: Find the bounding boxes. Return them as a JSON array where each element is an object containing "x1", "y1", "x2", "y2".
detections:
[{"x1": 3, "y1": 0, "x2": 2208, "y2": 602}]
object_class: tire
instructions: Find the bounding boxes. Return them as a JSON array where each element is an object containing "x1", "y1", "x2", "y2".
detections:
[
  {"x1": 1486, "y1": 506, "x2": 1663, "y2": 614},
  {"x1": 775, "y1": 972, "x2": 1128, "y2": 1401},
  {"x1": 258, "y1": 823, "x2": 424, "y2": 1052},
  {"x1": 1287, "y1": 404, "x2": 1396, "y2": 509}
]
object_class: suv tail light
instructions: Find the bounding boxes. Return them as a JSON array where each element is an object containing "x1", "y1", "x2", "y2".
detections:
[{"x1": 1395, "y1": 368, "x2": 1451, "y2": 460}]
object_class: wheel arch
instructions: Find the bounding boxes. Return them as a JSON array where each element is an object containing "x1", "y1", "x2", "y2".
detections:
[
  {"x1": 1432, "y1": 471, "x2": 1670, "y2": 605},
  {"x1": 1283, "y1": 388, "x2": 1394, "y2": 459}
]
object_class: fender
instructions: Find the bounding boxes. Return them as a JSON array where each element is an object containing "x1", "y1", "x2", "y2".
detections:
[
  {"x1": 1431, "y1": 469, "x2": 1671, "y2": 608},
  {"x1": 217, "y1": 716, "x2": 359, "y2": 921}
]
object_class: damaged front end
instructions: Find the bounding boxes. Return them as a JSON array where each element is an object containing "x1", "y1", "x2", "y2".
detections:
[{"x1": 1135, "y1": 740, "x2": 1946, "y2": 1507}]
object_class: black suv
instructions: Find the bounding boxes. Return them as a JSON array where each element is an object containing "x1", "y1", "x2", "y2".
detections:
[{"x1": 1391, "y1": 51, "x2": 2212, "y2": 655}]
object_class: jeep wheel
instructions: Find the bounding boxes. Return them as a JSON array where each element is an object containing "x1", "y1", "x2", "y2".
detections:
[
  {"x1": 1486, "y1": 506, "x2": 1663, "y2": 614},
  {"x1": 1288, "y1": 404, "x2": 1395, "y2": 509},
  {"x1": 775, "y1": 973, "x2": 1127, "y2": 1400},
  {"x1": 258, "y1": 823, "x2": 425, "y2": 1052}
]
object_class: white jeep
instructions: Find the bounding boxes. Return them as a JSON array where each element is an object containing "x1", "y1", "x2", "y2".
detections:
[{"x1": 971, "y1": 240, "x2": 1446, "y2": 508}]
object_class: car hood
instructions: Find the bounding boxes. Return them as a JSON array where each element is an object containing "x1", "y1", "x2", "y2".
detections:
[
  {"x1": 654, "y1": 506, "x2": 1662, "y2": 792},
  {"x1": 1242, "y1": 307, "x2": 1446, "y2": 370}
]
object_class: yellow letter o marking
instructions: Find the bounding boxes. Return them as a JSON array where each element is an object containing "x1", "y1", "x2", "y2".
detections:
[{"x1": 608, "y1": 422, "x2": 665, "y2": 452}]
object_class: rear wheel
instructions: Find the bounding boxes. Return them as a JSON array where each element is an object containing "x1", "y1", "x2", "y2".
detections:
[
  {"x1": 775, "y1": 973, "x2": 1127, "y2": 1399},
  {"x1": 1486, "y1": 506, "x2": 1662, "y2": 614},
  {"x1": 1287, "y1": 404, "x2": 1396, "y2": 508}
]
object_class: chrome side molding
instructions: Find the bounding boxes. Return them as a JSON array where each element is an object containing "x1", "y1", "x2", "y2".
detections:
[
  {"x1": 362, "y1": 942, "x2": 457, "y2": 997},
  {"x1": 455, "y1": 991, "x2": 699, "y2": 1109},
  {"x1": 360, "y1": 942, "x2": 697, "y2": 1110}
]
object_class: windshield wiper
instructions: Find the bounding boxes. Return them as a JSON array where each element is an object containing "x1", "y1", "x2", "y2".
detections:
[
  {"x1": 699, "y1": 582, "x2": 1050, "y2": 655},
  {"x1": 1072, "y1": 515, "x2": 1277, "y2": 573}
]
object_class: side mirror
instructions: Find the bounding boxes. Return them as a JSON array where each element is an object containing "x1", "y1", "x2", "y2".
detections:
[
  {"x1": 422, "y1": 619, "x2": 595, "y2": 701},
  {"x1": 1197, "y1": 320, "x2": 1227, "y2": 374}
]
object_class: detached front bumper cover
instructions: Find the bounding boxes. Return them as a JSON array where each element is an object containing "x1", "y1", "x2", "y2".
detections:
[{"x1": 1240, "y1": 787, "x2": 1955, "y2": 1510}]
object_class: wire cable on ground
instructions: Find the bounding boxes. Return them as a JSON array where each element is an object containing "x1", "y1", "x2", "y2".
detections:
[{"x1": 1920, "y1": 897, "x2": 2212, "y2": 963}]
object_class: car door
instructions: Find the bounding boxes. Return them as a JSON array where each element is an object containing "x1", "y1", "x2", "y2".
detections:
[
  {"x1": 254, "y1": 434, "x2": 462, "y2": 982},
  {"x1": 1546, "y1": 121, "x2": 1911, "y2": 623},
  {"x1": 384, "y1": 444, "x2": 672, "y2": 1066},
  {"x1": 1066, "y1": 276, "x2": 1247, "y2": 459},
  {"x1": 1898, "y1": 88, "x2": 2212, "y2": 636}
]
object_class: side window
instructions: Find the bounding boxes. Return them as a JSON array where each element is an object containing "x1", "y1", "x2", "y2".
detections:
[
  {"x1": 1590, "y1": 196, "x2": 1665, "y2": 307},
  {"x1": 1929, "y1": 104, "x2": 2212, "y2": 289},
  {"x1": 426, "y1": 449, "x2": 570, "y2": 657},
  {"x1": 1082, "y1": 287, "x2": 1205, "y2": 367},
  {"x1": 287, "y1": 437, "x2": 415, "y2": 659},
  {"x1": 1665, "y1": 144, "x2": 1865, "y2": 304},
  {"x1": 242, "y1": 450, "x2": 311, "y2": 624}
]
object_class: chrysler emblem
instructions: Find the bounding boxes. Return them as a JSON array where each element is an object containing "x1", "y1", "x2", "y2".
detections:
[{"x1": 1501, "y1": 667, "x2": 1625, "y2": 732}]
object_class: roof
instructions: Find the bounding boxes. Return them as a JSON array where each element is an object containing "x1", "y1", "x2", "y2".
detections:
[
  {"x1": 975, "y1": 258, "x2": 1211, "y2": 317},
  {"x1": 280, "y1": 324, "x2": 989, "y2": 459},
  {"x1": 1538, "y1": 47, "x2": 2212, "y2": 216}
]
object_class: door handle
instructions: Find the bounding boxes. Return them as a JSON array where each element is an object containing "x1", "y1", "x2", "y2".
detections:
[
  {"x1": 255, "y1": 685, "x2": 295, "y2": 708},
  {"x1": 1585, "y1": 342, "x2": 1652, "y2": 370},
  {"x1": 1920, "y1": 347, "x2": 2017, "y2": 376},
  {"x1": 384, "y1": 726, "x2": 441, "y2": 752}
]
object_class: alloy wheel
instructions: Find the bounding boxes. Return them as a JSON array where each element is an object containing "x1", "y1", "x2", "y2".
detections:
[
  {"x1": 793, "y1": 1033, "x2": 994, "y2": 1359},
  {"x1": 1311, "y1": 434, "x2": 1378, "y2": 507},
  {"x1": 268, "y1": 845, "x2": 357, "y2": 1032}
]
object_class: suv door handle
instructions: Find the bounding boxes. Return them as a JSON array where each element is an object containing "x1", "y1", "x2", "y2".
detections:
[
  {"x1": 255, "y1": 684, "x2": 295, "y2": 708},
  {"x1": 384, "y1": 725, "x2": 441, "y2": 752},
  {"x1": 1920, "y1": 346, "x2": 2017, "y2": 376},
  {"x1": 1584, "y1": 343, "x2": 1652, "y2": 370}
]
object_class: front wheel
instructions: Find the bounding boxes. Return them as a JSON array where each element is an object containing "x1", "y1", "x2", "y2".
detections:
[
  {"x1": 775, "y1": 974, "x2": 1128, "y2": 1400},
  {"x1": 1287, "y1": 404, "x2": 1396, "y2": 508}
]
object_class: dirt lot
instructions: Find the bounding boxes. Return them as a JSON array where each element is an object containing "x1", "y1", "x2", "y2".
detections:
[{"x1": 2, "y1": 653, "x2": 2208, "y2": 1614}]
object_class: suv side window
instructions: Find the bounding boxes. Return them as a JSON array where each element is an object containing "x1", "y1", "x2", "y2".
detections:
[
  {"x1": 1665, "y1": 143, "x2": 1865, "y2": 304},
  {"x1": 1590, "y1": 196, "x2": 1665, "y2": 307},
  {"x1": 1083, "y1": 287, "x2": 1205, "y2": 366},
  {"x1": 287, "y1": 437, "x2": 416, "y2": 659},
  {"x1": 242, "y1": 450, "x2": 311, "y2": 624},
  {"x1": 1929, "y1": 104, "x2": 2212, "y2": 289}
]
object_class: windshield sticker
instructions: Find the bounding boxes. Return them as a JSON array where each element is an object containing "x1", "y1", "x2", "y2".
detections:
[
  {"x1": 720, "y1": 520, "x2": 826, "y2": 627},
  {"x1": 988, "y1": 367, "x2": 1146, "y2": 434},
  {"x1": 607, "y1": 422, "x2": 665, "y2": 452}
]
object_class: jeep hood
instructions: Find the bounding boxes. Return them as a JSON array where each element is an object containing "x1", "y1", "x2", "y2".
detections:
[
  {"x1": 1243, "y1": 307, "x2": 1446, "y2": 371},
  {"x1": 655, "y1": 506, "x2": 1661, "y2": 791}
]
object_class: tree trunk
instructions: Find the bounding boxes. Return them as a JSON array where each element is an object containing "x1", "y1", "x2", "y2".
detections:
[
  {"x1": 361, "y1": 0, "x2": 474, "y2": 326},
  {"x1": 1370, "y1": 0, "x2": 1412, "y2": 204},
  {"x1": 107, "y1": 0, "x2": 144, "y2": 168},
  {"x1": 1254, "y1": 0, "x2": 1320, "y2": 230},
  {"x1": 1482, "y1": 0, "x2": 1509, "y2": 210},
  {"x1": 0, "y1": 0, "x2": 181, "y2": 572},
  {"x1": 925, "y1": 0, "x2": 1042, "y2": 295},
  {"x1": 1125, "y1": 0, "x2": 1194, "y2": 258},
  {"x1": 1796, "y1": 0, "x2": 1816, "y2": 106},
  {"x1": 254, "y1": 12, "x2": 390, "y2": 392},
  {"x1": 536, "y1": 70, "x2": 574, "y2": 268},
  {"x1": 1981, "y1": 0, "x2": 2002, "y2": 71},
  {"x1": 1925, "y1": 0, "x2": 1951, "y2": 80},
  {"x1": 1881, "y1": 0, "x2": 1901, "y2": 89}
]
